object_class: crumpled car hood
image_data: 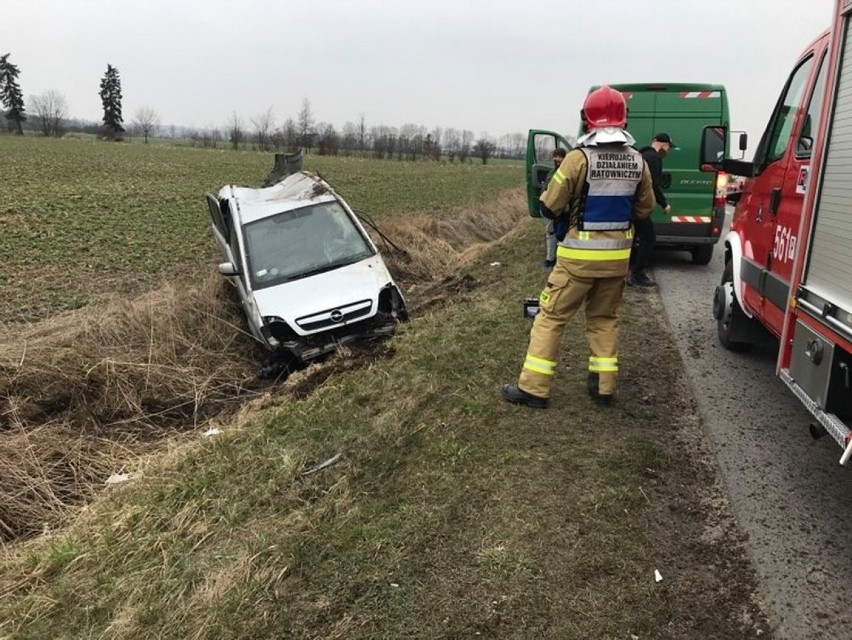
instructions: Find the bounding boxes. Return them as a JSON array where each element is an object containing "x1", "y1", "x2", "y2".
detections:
[{"x1": 251, "y1": 253, "x2": 393, "y2": 334}]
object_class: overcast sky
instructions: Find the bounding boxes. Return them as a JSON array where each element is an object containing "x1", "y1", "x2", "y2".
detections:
[{"x1": 3, "y1": 0, "x2": 833, "y2": 145}]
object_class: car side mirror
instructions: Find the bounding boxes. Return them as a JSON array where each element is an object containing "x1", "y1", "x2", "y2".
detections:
[{"x1": 218, "y1": 262, "x2": 239, "y2": 276}]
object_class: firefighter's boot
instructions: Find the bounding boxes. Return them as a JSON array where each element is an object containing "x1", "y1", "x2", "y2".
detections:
[
  {"x1": 586, "y1": 372, "x2": 613, "y2": 407},
  {"x1": 501, "y1": 384, "x2": 549, "y2": 409}
]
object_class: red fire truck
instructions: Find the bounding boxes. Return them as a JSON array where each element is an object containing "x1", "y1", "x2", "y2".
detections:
[{"x1": 702, "y1": 0, "x2": 852, "y2": 464}]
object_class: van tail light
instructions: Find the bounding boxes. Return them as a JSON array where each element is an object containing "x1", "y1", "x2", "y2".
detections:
[{"x1": 714, "y1": 171, "x2": 728, "y2": 208}]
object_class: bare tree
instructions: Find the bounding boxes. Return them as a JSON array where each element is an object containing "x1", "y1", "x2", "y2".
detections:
[
  {"x1": 429, "y1": 127, "x2": 442, "y2": 160},
  {"x1": 188, "y1": 127, "x2": 222, "y2": 149},
  {"x1": 316, "y1": 122, "x2": 339, "y2": 155},
  {"x1": 341, "y1": 121, "x2": 358, "y2": 156},
  {"x1": 509, "y1": 132, "x2": 525, "y2": 159},
  {"x1": 228, "y1": 112, "x2": 244, "y2": 150},
  {"x1": 370, "y1": 125, "x2": 385, "y2": 158},
  {"x1": 251, "y1": 107, "x2": 275, "y2": 152},
  {"x1": 474, "y1": 135, "x2": 497, "y2": 165},
  {"x1": 297, "y1": 98, "x2": 314, "y2": 150},
  {"x1": 399, "y1": 123, "x2": 423, "y2": 160},
  {"x1": 497, "y1": 133, "x2": 513, "y2": 160},
  {"x1": 370, "y1": 124, "x2": 397, "y2": 159},
  {"x1": 132, "y1": 107, "x2": 159, "y2": 143},
  {"x1": 29, "y1": 90, "x2": 68, "y2": 137},
  {"x1": 444, "y1": 127, "x2": 460, "y2": 162},
  {"x1": 460, "y1": 129, "x2": 475, "y2": 163},
  {"x1": 282, "y1": 117, "x2": 297, "y2": 151},
  {"x1": 358, "y1": 113, "x2": 367, "y2": 153}
]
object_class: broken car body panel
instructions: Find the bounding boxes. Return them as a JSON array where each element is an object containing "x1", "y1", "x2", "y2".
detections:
[{"x1": 206, "y1": 171, "x2": 407, "y2": 362}]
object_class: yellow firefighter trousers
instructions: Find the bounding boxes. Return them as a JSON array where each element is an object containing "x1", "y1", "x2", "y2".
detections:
[{"x1": 518, "y1": 261, "x2": 625, "y2": 398}]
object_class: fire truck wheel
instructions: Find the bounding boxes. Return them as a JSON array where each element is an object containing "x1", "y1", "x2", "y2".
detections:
[
  {"x1": 714, "y1": 260, "x2": 752, "y2": 351},
  {"x1": 691, "y1": 244, "x2": 714, "y2": 265}
]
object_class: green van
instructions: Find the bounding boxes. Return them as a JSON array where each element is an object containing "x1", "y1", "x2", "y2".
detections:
[{"x1": 526, "y1": 83, "x2": 730, "y2": 264}]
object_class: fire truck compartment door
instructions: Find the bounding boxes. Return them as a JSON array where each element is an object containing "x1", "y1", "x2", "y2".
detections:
[
  {"x1": 804, "y1": 19, "x2": 852, "y2": 313},
  {"x1": 790, "y1": 320, "x2": 835, "y2": 410}
]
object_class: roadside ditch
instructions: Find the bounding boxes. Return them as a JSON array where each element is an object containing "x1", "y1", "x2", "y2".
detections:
[{"x1": 0, "y1": 189, "x2": 527, "y2": 542}]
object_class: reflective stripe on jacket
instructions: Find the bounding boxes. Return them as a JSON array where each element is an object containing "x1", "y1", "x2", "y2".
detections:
[{"x1": 557, "y1": 228, "x2": 634, "y2": 262}]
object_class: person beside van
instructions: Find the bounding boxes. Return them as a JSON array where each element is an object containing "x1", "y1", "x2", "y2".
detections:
[
  {"x1": 501, "y1": 86, "x2": 654, "y2": 409},
  {"x1": 543, "y1": 147, "x2": 568, "y2": 269},
  {"x1": 629, "y1": 133, "x2": 674, "y2": 287}
]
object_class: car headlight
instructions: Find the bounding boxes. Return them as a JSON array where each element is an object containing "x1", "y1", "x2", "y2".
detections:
[{"x1": 261, "y1": 316, "x2": 300, "y2": 343}]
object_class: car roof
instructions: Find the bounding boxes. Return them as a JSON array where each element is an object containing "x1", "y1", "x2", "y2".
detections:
[{"x1": 220, "y1": 171, "x2": 338, "y2": 225}]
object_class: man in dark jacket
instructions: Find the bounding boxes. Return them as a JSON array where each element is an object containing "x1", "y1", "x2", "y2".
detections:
[{"x1": 629, "y1": 132, "x2": 674, "y2": 287}]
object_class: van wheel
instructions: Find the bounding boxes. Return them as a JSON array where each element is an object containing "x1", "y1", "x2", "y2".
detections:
[
  {"x1": 691, "y1": 244, "x2": 714, "y2": 265},
  {"x1": 713, "y1": 261, "x2": 752, "y2": 351}
]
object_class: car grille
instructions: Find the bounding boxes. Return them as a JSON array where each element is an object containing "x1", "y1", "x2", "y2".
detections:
[{"x1": 296, "y1": 299, "x2": 373, "y2": 332}]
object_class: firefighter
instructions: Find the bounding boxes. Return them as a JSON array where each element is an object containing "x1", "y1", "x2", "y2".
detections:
[{"x1": 501, "y1": 86, "x2": 654, "y2": 408}]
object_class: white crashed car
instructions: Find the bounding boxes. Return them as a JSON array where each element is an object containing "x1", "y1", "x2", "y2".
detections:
[{"x1": 205, "y1": 172, "x2": 408, "y2": 369}]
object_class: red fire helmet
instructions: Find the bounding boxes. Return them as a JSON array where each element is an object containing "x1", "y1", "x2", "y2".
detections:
[{"x1": 581, "y1": 86, "x2": 628, "y2": 131}]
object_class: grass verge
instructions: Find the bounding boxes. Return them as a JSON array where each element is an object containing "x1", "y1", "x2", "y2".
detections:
[{"x1": 0, "y1": 218, "x2": 769, "y2": 638}]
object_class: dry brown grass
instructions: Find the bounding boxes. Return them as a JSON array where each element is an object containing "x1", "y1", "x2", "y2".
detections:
[
  {"x1": 377, "y1": 189, "x2": 526, "y2": 282},
  {"x1": 0, "y1": 276, "x2": 264, "y2": 541},
  {"x1": 0, "y1": 187, "x2": 527, "y2": 544}
]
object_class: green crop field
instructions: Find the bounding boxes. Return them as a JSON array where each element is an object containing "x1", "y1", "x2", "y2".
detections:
[{"x1": 0, "y1": 136, "x2": 522, "y2": 321}]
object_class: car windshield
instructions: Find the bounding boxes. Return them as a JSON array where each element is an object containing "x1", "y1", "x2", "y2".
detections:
[{"x1": 243, "y1": 200, "x2": 374, "y2": 289}]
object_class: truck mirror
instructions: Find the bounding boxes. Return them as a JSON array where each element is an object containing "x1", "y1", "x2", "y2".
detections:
[
  {"x1": 699, "y1": 125, "x2": 726, "y2": 171},
  {"x1": 739, "y1": 132, "x2": 748, "y2": 151}
]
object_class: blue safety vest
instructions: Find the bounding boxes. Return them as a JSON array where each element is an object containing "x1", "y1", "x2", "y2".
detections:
[{"x1": 576, "y1": 145, "x2": 644, "y2": 231}]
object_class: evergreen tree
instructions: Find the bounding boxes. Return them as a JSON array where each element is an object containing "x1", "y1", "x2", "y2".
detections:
[
  {"x1": 0, "y1": 53, "x2": 26, "y2": 135},
  {"x1": 99, "y1": 64, "x2": 124, "y2": 139}
]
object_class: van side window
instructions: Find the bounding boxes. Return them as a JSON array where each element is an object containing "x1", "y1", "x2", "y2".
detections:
[
  {"x1": 762, "y1": 56, "x2": 814, "y2": 165},
  {"x1": 798, "y1": 52, "x2": 828, "y2": 157}
]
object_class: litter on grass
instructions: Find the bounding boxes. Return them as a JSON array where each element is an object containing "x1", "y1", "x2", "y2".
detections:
[{"x1": 105, "y1": 472, "x2": 136, "y2": 485}]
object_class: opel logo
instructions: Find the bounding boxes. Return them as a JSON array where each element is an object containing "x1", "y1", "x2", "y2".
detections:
[{"x1": 330, "y1": 309, "x2": 344, "y2": 323}]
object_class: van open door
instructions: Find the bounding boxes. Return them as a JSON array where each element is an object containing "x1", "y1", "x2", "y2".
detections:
[{"x1": 526, "y1": 129, "x2": 573, "y2": 217}]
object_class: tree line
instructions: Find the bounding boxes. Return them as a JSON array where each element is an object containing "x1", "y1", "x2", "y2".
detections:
[
  {"x1": 216, "y1": 99, "x2": 525, "y2": 163},
  {"x1": 0, "y1": 53, "x2": 533, "y2": 163}
]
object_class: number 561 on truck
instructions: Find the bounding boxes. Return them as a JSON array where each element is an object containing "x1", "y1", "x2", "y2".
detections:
[{"x1": 702, "y1": 0, "x2": 852, "y2": 464}]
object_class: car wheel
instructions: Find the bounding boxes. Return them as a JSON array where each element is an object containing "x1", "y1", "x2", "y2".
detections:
[
  {"x1": 713, "y1": 260, "x2": 752, "y2": 351},
  {"x1": 259, "y1": 351, "x2": 298, "y2": 379},
  {"x1": 691, "y1": 244, "x2": 714, "y2": 265}
]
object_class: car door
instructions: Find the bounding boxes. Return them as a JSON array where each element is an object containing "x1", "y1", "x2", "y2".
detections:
[
  {"x1": 207, "y1": 192, "x2": 263, "y2": 340},
  {"x1": 206, "y1": 193, "x2": 231, "y2": 258},
  {"x1": 739, "y1": 52, "x2": 817, "y2": 333},
  {"x1": 525, "y1": 129, "x2": 573, "y2": 217}
]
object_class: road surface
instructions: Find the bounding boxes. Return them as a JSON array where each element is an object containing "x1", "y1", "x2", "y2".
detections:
[{"x1": 654, "y1": 211, "x2": 852, "y2": 640}]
